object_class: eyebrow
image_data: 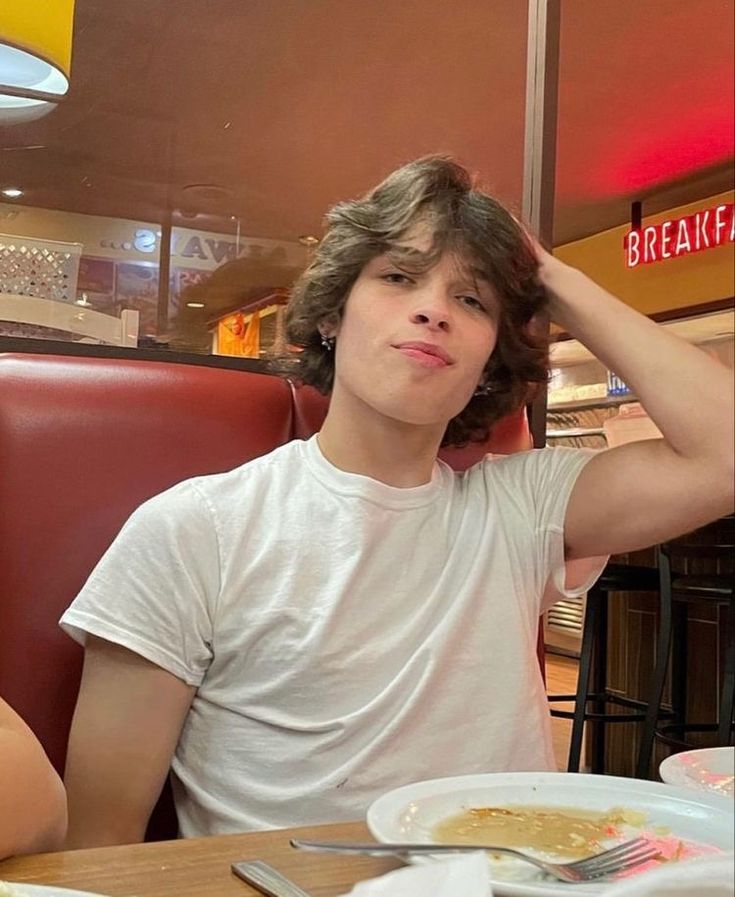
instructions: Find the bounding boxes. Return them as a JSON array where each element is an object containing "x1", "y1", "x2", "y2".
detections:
[
  {"x1": 468, "y1": 267, "x2": 490, "y2": 282},
  {"x1": 451, "y1": 268, "x2": 495, "y2": 295},
  {"x1": 380, "y1": 247, "x2": 428, "y2": 266}
]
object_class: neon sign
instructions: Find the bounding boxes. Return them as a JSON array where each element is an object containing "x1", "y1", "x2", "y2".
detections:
[{"x1": 624, "y1": 203, "x2": 734, "y2": 268}]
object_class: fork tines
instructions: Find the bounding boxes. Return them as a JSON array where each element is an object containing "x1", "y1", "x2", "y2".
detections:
[{"x1": 572, "y1": 837, "x2": 660, "y2": 879}]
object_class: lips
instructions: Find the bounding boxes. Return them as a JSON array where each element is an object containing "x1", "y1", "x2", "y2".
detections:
[{"x1": 394, "y1": 341, "x2": 454, "y2": 367}]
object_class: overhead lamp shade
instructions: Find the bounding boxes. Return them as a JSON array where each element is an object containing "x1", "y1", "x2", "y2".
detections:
[{"x1": 0, "y1": 0, "x2": 75, "y2": 120}]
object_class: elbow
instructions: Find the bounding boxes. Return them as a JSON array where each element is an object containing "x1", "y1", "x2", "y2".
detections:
[
  {"x1": 717, "y1": 444, "x2": 735, "y2": 516},
  {"x1": 63, "y1": 791, "x2": 148, "y2": 849},
  {"x1": 707, "y1": 470, "x2": 734, "y2": 522},
  {"x1": 699, "y1": 440, "x2": 735, "y2": 520},
  {"x1": 63, "y1": 817, "x2": 146, "y2": 851},
  {"x1": 725, "y1": 473, "x2": 735, "y2": 518},
  {"x1": 699, "y1": 410, "x2": 735, "y2": 516},
  {"x1": 724, "y1": 419, "x2": 735, "y2": 508}
]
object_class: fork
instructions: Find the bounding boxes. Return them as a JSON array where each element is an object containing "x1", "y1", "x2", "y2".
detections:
[{"x1": 290, "y1": 836, "x2": 661, "y2": 883}]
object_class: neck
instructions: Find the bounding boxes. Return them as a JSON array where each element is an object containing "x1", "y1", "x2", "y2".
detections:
[{"x1": 317, "y1": 389, "x2": 445, "y2": 488}]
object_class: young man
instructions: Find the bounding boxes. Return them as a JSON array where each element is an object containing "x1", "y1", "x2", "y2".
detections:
[
  {"x1": 0, "y1": 697, "x2": 67, "y2": 858},
  {"x1": 60, "y1": 158, "x2": 734, "y2": 847}
]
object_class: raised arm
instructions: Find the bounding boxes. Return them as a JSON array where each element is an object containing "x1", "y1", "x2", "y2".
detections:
[
  {"x1": 536, "y1": 250, "x2": 734, "y2": 559},
  {"x1": 0, "y1": 697, "x2": 67, "y2": 858},
  {"x1": 64, "y1": 636, "x2": 195, "y2": 848}
]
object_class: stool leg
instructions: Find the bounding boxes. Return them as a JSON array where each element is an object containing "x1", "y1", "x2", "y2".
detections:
[
  {"x1": 671, "y1": 599, "x2": 688, "y2": 739},
  {"x1": 569, "y1": 586, "x2": 599, "y2": 772},
  {"x1": 636, "y1": 552, "x2": 673, "y2": 779},
  {"x1": 590, "y1": 594, "x2": 609, "y2": 774},
  {"x1": 717, "y1": 601, "x2": 735, "y2": 746}
]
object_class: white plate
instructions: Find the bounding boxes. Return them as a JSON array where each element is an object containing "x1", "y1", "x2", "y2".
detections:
[
  {"x1": 1, "y1": 886, "x2": 108, "y2": 897},
  {"x1": 366, "y1": 772, "x2": 734, "y2": 897},
  {"x1": 659, "y1": 747, "x2": 735, "y2": 797}
]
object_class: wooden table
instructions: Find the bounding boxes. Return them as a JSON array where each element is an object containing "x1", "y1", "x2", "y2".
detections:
[{"x1": 0, "y1": 821, "x2": 401, "y2": 896}]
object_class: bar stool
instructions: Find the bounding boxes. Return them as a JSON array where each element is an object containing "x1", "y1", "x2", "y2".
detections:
[
  {"x1": 636, "y1": 518, "x2": 735, "y2": 778},
  {"x1": 548, "y1": 561, "x2": 667, "y2": 773}
]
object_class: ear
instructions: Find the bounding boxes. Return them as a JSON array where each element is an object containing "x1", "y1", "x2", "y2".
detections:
[{"x1": 318, "y1": 314, "x2": 340, "y2": 339}]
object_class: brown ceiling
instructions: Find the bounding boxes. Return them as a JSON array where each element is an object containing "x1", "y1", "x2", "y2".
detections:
[{"x1": 0, "y1": 0, "x2": 733, "y2": 246}]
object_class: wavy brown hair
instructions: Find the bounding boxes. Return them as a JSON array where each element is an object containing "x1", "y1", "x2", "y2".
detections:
[{"x1": 284, "y1": 156, "x2": 549, "y2": 447}]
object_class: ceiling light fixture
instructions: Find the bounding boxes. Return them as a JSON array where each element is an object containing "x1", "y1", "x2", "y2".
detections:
[
  {"x1": 1, "y1": 187, "x2": 23, "y2": 198},
  {"x1": 0, "y1": 0, "x2": 76, "y2": 124},
  {"x1": 298, "y1": 235, "x2": 320, "y2": 246},
  {"x1": 186, "y1": 301, "x2": 205, "y2": 309}
]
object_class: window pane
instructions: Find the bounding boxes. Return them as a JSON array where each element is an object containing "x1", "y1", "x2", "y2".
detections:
[{"x1": 0, "y1": 1, "x2": 529, "y2": 356}]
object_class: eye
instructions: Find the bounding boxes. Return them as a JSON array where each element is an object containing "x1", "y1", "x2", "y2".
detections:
[
  {"x1": 458, "y1": 294, "x2": 487, "y2": 312},
  {"x1": 381, "y1": 271, "x2": 414, "y2": 285}
]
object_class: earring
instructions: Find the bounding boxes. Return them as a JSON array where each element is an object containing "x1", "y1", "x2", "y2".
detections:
[
  {"x1": 320, "y1": 334, "x2": 335, "y2": 351},
  {"x1": 473, "y1": 380, "x2": 495, "y2": 397}
]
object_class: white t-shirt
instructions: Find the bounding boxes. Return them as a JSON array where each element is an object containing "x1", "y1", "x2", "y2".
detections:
[{"x1": 60, "y1": 436, "x2": 605, "y2": 837}]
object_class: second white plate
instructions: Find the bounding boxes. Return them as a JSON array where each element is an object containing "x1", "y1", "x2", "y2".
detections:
[{"x1": 659, "y1": 747, "x2": 734, "y2": 797}]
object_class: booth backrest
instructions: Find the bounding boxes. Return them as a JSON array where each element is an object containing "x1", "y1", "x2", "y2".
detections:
[
  {"x1": 0, "y1": 354, "x2": 293, "y2": 776},
  {"x1": 0, "y1": 351, "x2": 537, "y2": 840}
]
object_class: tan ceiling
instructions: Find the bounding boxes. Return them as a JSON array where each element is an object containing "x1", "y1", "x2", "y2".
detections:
[{"x1": 0, "y1": 0, "x2": 733, "y2": 247}]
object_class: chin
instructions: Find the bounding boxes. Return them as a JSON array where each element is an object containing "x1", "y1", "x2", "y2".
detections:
[
  {"x1": 373, "y1": 396, "x2": 468, "y2": 429},
  {"x1": 344, "y1": 375, "x2": 474, "y2": 428}
]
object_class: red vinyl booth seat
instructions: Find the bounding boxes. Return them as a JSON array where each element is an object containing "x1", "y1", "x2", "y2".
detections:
[{"x1": 0, "y1": 351, "x2": 539, "y2": 841}]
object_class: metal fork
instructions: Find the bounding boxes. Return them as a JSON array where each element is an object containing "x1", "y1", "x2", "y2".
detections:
[{"x1": 290, "y1": 836, "x2": 661, "y2": 883}]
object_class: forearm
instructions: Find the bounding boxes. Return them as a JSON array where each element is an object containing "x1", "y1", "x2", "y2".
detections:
[{"x1": 540, "y1": 259, "x2": 734, "y2": 471}]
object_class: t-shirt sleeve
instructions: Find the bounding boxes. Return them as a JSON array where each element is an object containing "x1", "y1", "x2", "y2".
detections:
[
  {"x1": 485, "y1": 447, "x2": 608, "y2": 614},
  {"x1": 59, "y1": 480, "x2": 220, "y2": 686}
]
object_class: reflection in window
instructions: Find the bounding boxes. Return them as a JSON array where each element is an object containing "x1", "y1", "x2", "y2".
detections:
[{"x1": 0, "y1": 201, "x2": 306, "y2": 353}]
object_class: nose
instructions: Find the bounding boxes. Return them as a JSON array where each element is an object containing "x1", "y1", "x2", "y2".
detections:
[{"x1": 409, "y1": 288, "x2": 452, "y2": 332}]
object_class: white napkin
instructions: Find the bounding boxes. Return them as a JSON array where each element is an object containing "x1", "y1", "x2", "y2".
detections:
[
  {"x1": 337, "y1": 853, "x2": 491, "y2": 897},
  {"x1": 604, "y1": 854, "x2": 735, "y2": 897}
]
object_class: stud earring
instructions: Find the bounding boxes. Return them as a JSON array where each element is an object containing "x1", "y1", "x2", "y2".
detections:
[
  {"x1": 320, "y1": 334, "x2": 335, "y2": 351},
  {"x1": 473, "y1": 380, "x2": 495, "y2": 397}
]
